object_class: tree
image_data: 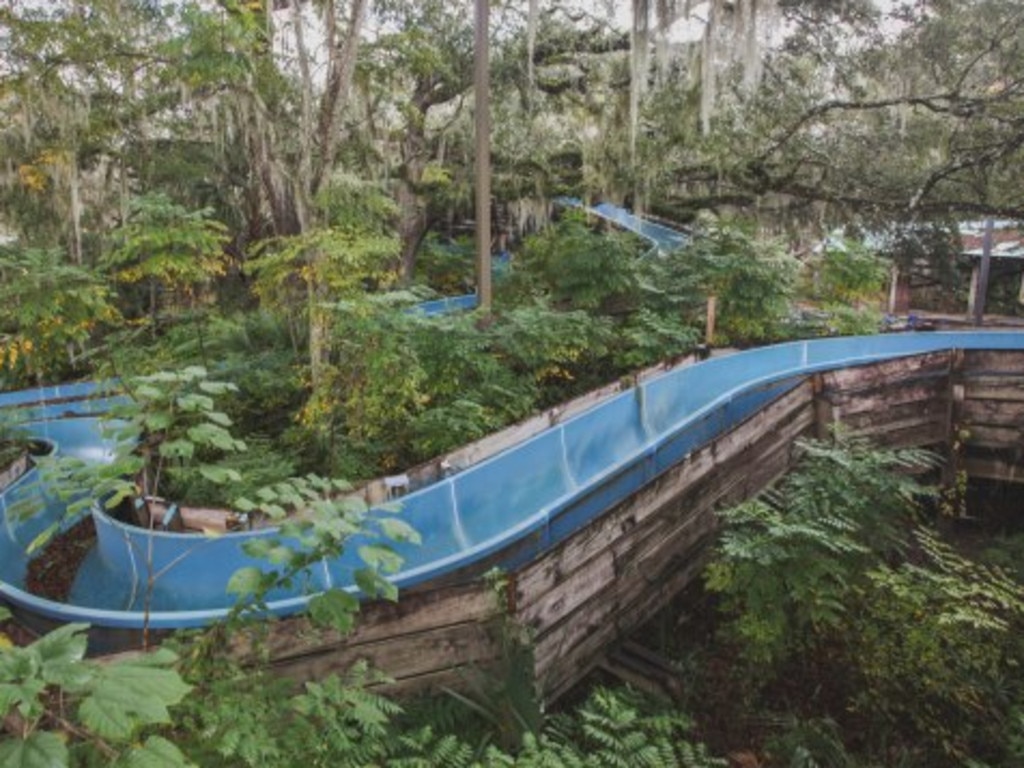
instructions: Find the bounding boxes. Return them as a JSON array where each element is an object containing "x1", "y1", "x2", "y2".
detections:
[
  {"x1": 637, "y1": 0, "x2": 1024, "y2": 224},
  {"x1": 358, "y1": 0, "x2": 475, "y2": 280},
  {"x1": 0, "y1": 247, "x2": 119, "y2": 387},
  {"x1": 0, "y1": 1, "x2": 175, "y2": 262},
  {"x1": 250, "y1": 174, "x2": 399, "y2": 389},
  {"x1": 104, "y1": 193, "x2": 229, "y2": 329}
]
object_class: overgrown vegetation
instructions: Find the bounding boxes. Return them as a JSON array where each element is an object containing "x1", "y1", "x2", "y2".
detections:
[
  {"x1": 3, "y1": 0, "x2": 1023, "y2": 764},
  {"x1": 672, "y1": 434, "x2": 1024, "y2": 767}
]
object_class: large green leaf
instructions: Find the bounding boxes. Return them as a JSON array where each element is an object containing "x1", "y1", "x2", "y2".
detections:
[
  {"x1": 357, "y1": 544, "x2": 403, "y2": 574},
  {"x1": 0, "y1": 731, "x2": 69, "y2": 768},
  {"x1": 159, "y1": 439, "x2": 195, "y2": 460},
  {"x1": 308, "y1": 589, "x2": 360, "y2": 635},
  {"x1": 33, "y1": 625, "x2": 91, "y2": 691},
  {"x1": 377, "y1": 517, "x2": 421, "y2": 545},
  {"x1": 226, "y1": 566, "x2": 264, "y2": 597},
  {"x1": 78, "y1": 659, "x2": 191, "y2": 740},
  {"x1": 120, "y1": 736, "x2": 194, "y2": 768},
  {"x1": 0, "y1": 679, "x2": 46, "y2": 720},
  {"x1": 197, "y1": 465, "x2": 242, "y2": 485}
]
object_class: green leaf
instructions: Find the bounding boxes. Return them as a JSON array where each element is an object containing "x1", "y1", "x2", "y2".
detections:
[
  {"x1": 159, "y1": 439, "x2": 195, "y2": 460},
  {"x1": 176, "y1": 393, "x2": 214, "y2": 413},
  {"x1": 226, "y1": 566, "x2": 264, "y2": 597},
  {"x1": 234, "y1": 497, "x2": 255, "y2": 513},
  {"x1": 78, "y1": 658, "x2": 191, "y2": 740},
  {"x1": 354, "y1": 567, "x2": 399, "y2": 602},
  {"x1": 203, "y1": 410, "x2": 233, "y2": 427},
  {"x1": 0, "y1": 679, "x2": 46, "y2": 720},
  {"x1": 308, "y1": 590, "x2": 360, "y2": 635},
  {"x1": 120, "y1": 736, "x2": 194, "y2": 768},
  {"x1": 0, "y1": 731, "x2": 69, "y2": 768},
  {"x1": 357, "y1": 544, "x2": 403, "y2": 574},
  {"x1": 197, "y1": 465, "x2": 241, "y2": 485},
  {"x1": 186, "y1": 423, "x2": 243, "y2": 452},
  {"x1": 33, "y1": 623, "x2": 89, "y2": 673},
  {"x1": 134, "y1": 384, "x2": 165, "y2": 401},
  {"x1": 266, "y1": 545, "x2": 296, "y2": 566},
  {"x1": 180, "y1": 366, "x2": 207, "y2": 380},
  {"x1": 198, "y1": 380, "x2": 237, "y2": 395},
  {"x1": 25, "y1": 523, "x2": 59, "y2": 556},
  {"x1": 377, "y1": 517, "x2": 421, "y2": 545}
]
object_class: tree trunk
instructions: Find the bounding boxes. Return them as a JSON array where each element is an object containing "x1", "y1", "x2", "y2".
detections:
[{"x1": 311, "y1": 0, "x2": 368, "y2": 197}]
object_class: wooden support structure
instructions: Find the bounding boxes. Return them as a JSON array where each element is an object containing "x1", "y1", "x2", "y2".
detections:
[{"x1": 260, "y1": 349, "x2": 1024, "y2": 703}]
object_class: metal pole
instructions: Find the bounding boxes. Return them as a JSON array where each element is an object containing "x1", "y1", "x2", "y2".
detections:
[
  {"x1": 973, "y1": 219, "x2": 994, "y2": 326},
  {"x1": 474, "y1": 0, "x2": 492, "y2": 312}
]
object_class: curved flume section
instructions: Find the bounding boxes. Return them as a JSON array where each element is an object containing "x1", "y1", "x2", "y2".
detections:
[
  {"x1": 412, "y1": 201, "x2": 689, "y2": 316},
  {"x1": 2, "y1": 331, "x2": 1024, "y2": 631}
]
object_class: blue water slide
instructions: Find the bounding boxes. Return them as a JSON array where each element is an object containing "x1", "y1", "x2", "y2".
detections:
[
  {"x1": 554, "y1": 197, "x2": 689, "y2": 254},
  {"x1": 2, "y1": 330, "x2": 1023, "y2": 631},
  {"x1": 414, "y1": 200, "x2": 690, "y2": 317}
]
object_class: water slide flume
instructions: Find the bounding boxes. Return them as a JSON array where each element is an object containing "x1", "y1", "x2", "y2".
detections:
[
  {"x1": 3, "y1": 331, "x2": 1024, "y2": 636},
  {"x1": 411, "y1": 201, "x2": 687, "y2": 316}
]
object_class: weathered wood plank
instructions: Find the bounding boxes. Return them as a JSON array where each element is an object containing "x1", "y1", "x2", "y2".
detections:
[
  {"x1": 828, "y1": 379, "x2": 948, "y2": 416},
  {"x1": 961, "y1": 376, "x2": 1024, "y2": 402},
  {"x1": 960, "y1": 399, "x2": 1024, "y2": 427},
  {"x1": 532, "y1": 435, "x2": 797, "y2": 687},
  {"x1": 963, "y1": 456, "x2": 1024, "y2": 484},
  {"x1": 963, "y1": 423, "x2": 1024, "y2": 448},
  {"x1": 538, "y1": 553, "x2": 711, "y2": 701},
  {"x1": 269, "y1": 620, "x2": 501, "y2": 686},
  {"x1": 842, "y1": 416, "x2": 949, "y2": 449},
  {"x1": 707, "y1": 382, "x2": 813, "y2": 468},
  {"x1": 250, "y1": 582, "x2": 497, "y2": 661},
  {"x1": 964, "y1": 350, "x2": 1024, "y2": 376},
  {"x1": 821, "y1": 351, "x2": 951, "y2": 393},
  {"x1": 837, "y1": 398, "x2": 948, "y2": 430}
]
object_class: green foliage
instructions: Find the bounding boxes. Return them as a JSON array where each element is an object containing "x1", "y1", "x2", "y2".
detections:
[
  {"x1": 103, "y1": 194, "x2": 228, "y2": 325},
  {"x1": 611, "y1": 309, "x2": 700, "y2": 370},
  {"x1": 228, "y1": 473, "x2": 417, "y2": 635},
  {"x1": 847, "y1": 528, "x2": 1024, "y2": 764},
  {"x1": 820, "y1": 304, "x2": 882, "y2": 337},
  {"x1": 289, "y1": 294, "x2": 621, "y2": 478},
  {"x1": 0, "y1": 623, "x2": 192, "y2": 767},
  {"x1": 414, "y1": 236, "x2": 475, "y2": 295},
  {"x1": 811, "y1": 239, "x2": 888, "y2": 305},
  {"x1": 104, "y1": 311, "x2": 307, "y2": 467},
  {"x1": 706, "y1": 434, "x2": 937, "y2": 668},
  {"x1": 0, "y1": 247, "x2": 120, "y2": 387},
  {"x1": 18, "y1": 367, "x2": 245, "y2": 555},
  {"x1": 701, "y1": 431, "x2": 1024, "y2": 765},
  {"x1": 679, "y1": 218, "x2": 800, "y2": 345},
  {"x1": 172, "y1": 653, "x2": 400, "y2": 768},
  {"x1": 516, "y1": 687, "x2": 725, "y2": 768},
  {"x1": 110, "y1": 367, "x2": 247, "y2": 510},
  {"x1": 251, "y1": 175, "x2": 399, "y2": 323},
  {"x1": 488, "y1": 304, "x2": 613, "y2": 402},
  {"x1": 506, "y1": 213, "x2": 645, "y2": 313},
  {"x1": 763, "y1": 716, "x2": 858, "y2": 768},
  {"x1": 0, "y1": 409, "x2": 34, "y2": 469}
]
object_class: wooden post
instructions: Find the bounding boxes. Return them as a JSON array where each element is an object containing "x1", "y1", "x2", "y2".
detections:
[
  {"x1": 972, "y1": 219, "x2": 995, "y2": 326},
  {"x1": 887, "y1": 264, "x2": 900, "y2": 315},
  {"x1": 474, "y1": 0, "x2": 492, "y2": 312},
  {"x1": 811, "y1": 373, "x2": 834, "y2": 440},
  {"x1": 705, "y1": 295, "x2": 717, "y2": 346}
]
